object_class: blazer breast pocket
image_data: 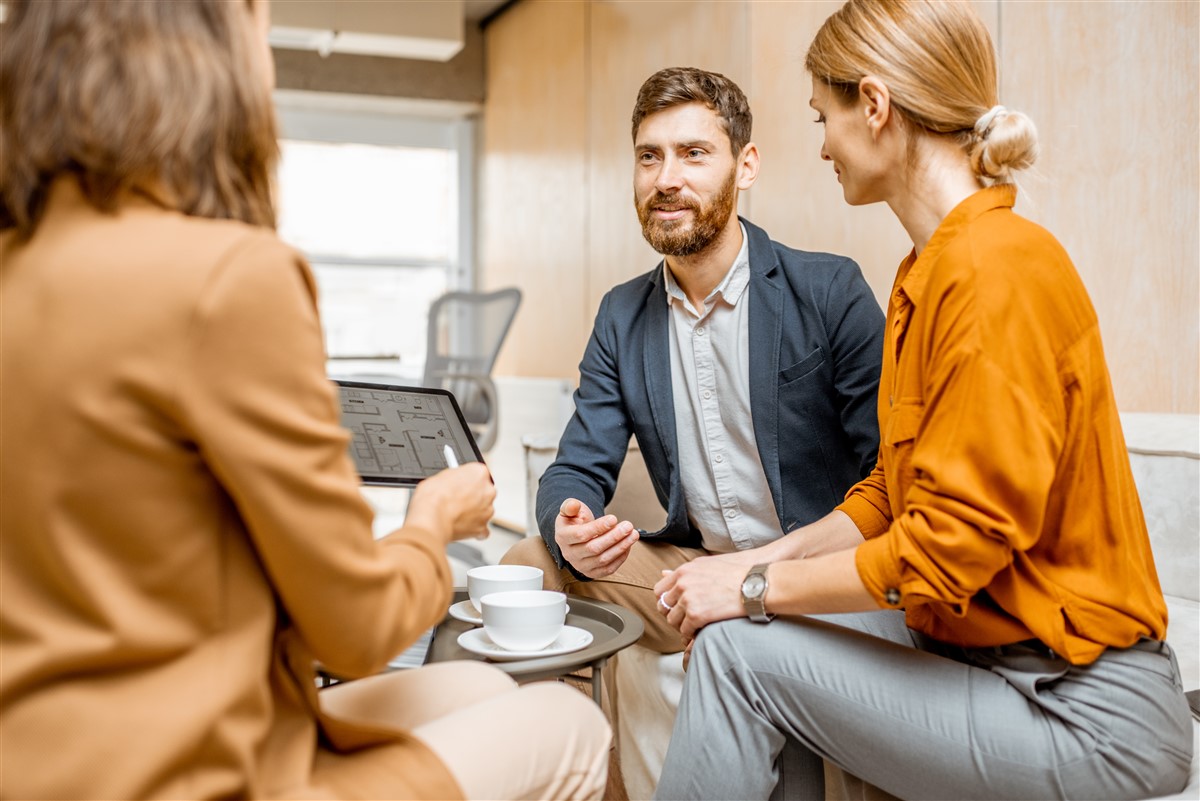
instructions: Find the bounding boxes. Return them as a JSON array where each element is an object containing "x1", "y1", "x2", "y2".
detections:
[{"x1": 778, "y1": 347, "x2": 826, "y2": 386}]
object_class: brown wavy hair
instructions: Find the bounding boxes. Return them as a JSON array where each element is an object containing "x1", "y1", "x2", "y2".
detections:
[
  {"x1": 0, "y1": 0, "x2": 279, "y2": 238},
  {"x1": 631, "y1": 67, "x2": 753, "y2": 156}
]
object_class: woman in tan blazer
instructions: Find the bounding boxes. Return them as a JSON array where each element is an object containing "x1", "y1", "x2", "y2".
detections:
[{"x1": 0, "y1": 2, "x2": 609, "y2": 799}]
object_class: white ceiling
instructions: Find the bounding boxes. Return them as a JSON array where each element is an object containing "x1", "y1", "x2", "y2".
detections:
[
  {"x1": 270, "y1": 0, "x2": 512, "y2": 61},
  {"x1": 464, "y1": 0, "x2": 511, "y2": 24}
]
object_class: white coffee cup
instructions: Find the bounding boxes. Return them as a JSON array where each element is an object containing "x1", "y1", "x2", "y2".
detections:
[
  {"x1": 480, "y1": 590, "x2": 568, "y2": 652},
  {"x1": 466, "y1": 564, "x2": 543, "y2": 613}
]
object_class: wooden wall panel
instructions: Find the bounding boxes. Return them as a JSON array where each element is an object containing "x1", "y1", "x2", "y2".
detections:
[
  {"x1": 586, "y1": 0, "x2": 750, "y2": 312},
  {"x1": 480, "y1": 0, "x2": 588, "y2": 378},
  {"x1": 999, "y1": 1, "x2": 1198, "y2": 413}
]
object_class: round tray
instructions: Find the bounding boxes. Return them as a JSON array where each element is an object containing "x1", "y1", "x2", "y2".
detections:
[{"x1": 426, "y1": 589, "x2": 644, "y2": 682}]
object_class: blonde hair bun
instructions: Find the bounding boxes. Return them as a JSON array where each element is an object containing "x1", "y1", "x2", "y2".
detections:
[
  {"x1": 805, "y1": 0, "x2": 1041, "y2": 187},
  {"x1": 971, "y1": 107, "x2": 1039, "y2": 185}
]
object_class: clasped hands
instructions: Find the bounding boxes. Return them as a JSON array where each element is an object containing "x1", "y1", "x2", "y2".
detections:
[{"x1": 652, "y1": 551, "x2": 761, "y2": 640}]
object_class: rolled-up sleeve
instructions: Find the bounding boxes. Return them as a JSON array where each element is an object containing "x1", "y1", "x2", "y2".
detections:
[
  {"x1": 837, "y1": 459, "x2": 891, "y2": 539},
  {"x1": 855, "y1": 346, "x2": 1063, "y2": 612}
]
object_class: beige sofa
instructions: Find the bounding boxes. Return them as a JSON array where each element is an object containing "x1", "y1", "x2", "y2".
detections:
[{"x1": 525, "y1": 413, "x2": 1199, "y2": 800}]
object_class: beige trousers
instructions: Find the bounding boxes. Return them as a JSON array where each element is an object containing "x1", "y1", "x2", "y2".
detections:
[
  {"x1": 317, "y1": 661, "x2": 611, "y2": 800},
  {"x1": 502, "y1": 537, "x2": 708, "y2": 654},
  {"x1": 502, "y1": 537, "x2": 708, "y2": 800}
]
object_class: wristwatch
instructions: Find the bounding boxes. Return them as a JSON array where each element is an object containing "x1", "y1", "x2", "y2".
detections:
[{"x1": 741, "y1": 563, "x2": 775, "y2": 623}]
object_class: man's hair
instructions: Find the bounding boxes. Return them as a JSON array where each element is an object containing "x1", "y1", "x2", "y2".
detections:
[
  {"x1": 0, "y1": 0, "x2": 279, "y2": 238},
  {"x1": 631, "y1": 67, "x2": 752, "y2": 155}
]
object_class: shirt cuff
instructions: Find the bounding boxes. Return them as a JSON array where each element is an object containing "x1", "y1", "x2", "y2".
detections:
[
  {"x1": 855, "y1": 533, "x2": 906, "y2": 610},
  {"x1": 837, "y1": 495, "x2": 891, "y2": 540}
]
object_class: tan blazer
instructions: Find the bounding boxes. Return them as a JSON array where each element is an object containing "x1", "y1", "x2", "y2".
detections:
[{"x1": 0, "y1": 180, "x2": 461, "y2": 799}]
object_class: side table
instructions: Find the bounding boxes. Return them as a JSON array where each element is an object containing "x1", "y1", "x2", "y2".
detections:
[{"x1": 426, "y1": 589, "x2": 644, "y2": 704}]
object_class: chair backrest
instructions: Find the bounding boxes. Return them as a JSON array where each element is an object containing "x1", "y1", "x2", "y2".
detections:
[{"x1": 422, "y1": 288, "x2": 522, "y2": 449}]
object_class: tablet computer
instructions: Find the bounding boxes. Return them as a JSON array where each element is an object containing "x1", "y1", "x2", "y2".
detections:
[{"x1": 334, "y1": 379, "x2": 484, "y2": 486}]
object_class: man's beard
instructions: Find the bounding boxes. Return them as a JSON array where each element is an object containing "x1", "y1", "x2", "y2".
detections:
[{"x1": 636, "y1": 169, "x2": 736, "y2": 257}]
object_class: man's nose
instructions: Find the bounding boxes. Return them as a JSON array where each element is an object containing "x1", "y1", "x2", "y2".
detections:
[
  {"x1": 654, "y1": 156, "x2": 685, "y2": 193},
  {"x1": 820, "y1": 142, "x2": 831, "y2": 161}
]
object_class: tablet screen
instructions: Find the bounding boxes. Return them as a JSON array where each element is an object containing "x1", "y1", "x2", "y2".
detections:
[{"x1": 334, "y1": 380, "x2": 483, "y2": 486}]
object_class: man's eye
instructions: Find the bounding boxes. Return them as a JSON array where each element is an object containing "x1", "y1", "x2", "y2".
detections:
[
  {"x1": 639, "y1": 152, "x2": 657, "y2": 163},
  {"x1": 687, "y1": 149, "x2": 704, "y2": 158}
]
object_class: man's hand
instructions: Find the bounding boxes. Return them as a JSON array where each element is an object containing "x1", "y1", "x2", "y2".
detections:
[{"x1": 554, "y1": 498, "x2": 639, "y2": 578}]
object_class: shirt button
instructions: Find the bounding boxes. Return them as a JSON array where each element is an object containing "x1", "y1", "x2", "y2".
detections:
[
  {"x1": 695, "y1": 327, "x2": 706, "y2": 336},
  {"x1": 885, "y1": 588, "x2": 901, "y2": 606},
  {"x1": 725, "y1": 509, "x2": 738, "y2": 519},
  {"x1": 702, "y1": 390, "x2": 712, "y2": 399},
  {"x1": 714, "y1": 454, "x2": 724, "y2": 463}
]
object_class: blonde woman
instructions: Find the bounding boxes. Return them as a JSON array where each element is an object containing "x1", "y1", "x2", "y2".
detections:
[
  {"x1": 0, "y1": 2, "x2": 609, "y2": 799},
  {"x1": 651, "y1": 1, "x2": 1192, "y2": 799}
]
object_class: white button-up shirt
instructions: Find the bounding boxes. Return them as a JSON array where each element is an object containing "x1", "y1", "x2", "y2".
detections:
[{"x1": 663, "y1": 226, "x2": 783, "y2": 553}]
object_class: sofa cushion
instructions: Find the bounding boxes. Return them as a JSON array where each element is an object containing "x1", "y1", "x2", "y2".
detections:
[
  {"x1": 1122, "y1": 413, "x2": 1200, "y2": 603},
  {"x1": 1121, "y1": 413, "x2": 1200, "y2": 694}
]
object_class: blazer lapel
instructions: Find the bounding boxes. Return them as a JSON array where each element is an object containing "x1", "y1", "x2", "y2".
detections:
[
  {"x1": 643, "y1": 265, "x2": 679, "y2": 499},
  {"x1": 745, "y1": 221, "x2": 785, "y2": 520}
]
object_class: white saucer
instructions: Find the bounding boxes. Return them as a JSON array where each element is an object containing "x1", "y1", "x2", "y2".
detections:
[
  {"x1": 448, "y1": 600, "x2": 483, "y2": 625},
  {"x1": 457, "y1": 625, "x2": 593, "y2": 662}
]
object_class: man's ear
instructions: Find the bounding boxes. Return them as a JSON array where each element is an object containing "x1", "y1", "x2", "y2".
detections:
[
  {"x1": 736, "y1": 142, "x2": 760, "y2": 190},
  {"x1": 859, "y1": 76, "x2": 892, "y2": 141}
]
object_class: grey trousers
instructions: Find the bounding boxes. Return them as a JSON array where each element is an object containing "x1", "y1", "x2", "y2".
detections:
[{"x1": 655, "y1": 611, "x2": 1193, "y2": 801}]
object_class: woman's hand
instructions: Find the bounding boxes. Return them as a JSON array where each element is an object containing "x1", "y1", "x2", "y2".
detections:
[
  {"x1": 653, "y1": 552, "x2": 760, "y2": 640},
  {"x1": 652, "y1": 514, "x2": 877, "y2": 640},
  {"x1": 405, "y1": 462, "x2": 496, "y2": 542}
]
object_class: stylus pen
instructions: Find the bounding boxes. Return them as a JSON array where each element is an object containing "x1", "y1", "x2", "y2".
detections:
[{"x1": 443, "y1": 444, "x2": 459, "y2": 469}]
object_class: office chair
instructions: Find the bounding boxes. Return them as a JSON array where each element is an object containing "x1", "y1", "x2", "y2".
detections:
[{"x1": 422, "y1": 287, "x2": 522, "y2": 453}]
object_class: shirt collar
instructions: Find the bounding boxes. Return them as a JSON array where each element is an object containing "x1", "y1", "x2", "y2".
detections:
[
  {"x1": 663, "y1": 223, "x2": 751, "y2": 312},
  {"x1": 896, "y1": 185, "x2": 1017, "y2": 308}
]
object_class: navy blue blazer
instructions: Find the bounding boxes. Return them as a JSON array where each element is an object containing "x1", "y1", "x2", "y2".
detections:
[{"x1": 536, "y1": 218, "x2": 884, "y2": 572}]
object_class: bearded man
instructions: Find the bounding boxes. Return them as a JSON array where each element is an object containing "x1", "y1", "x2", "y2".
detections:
[{"x1": 504, "y1": 66, "x2": 883, "y2": 664}]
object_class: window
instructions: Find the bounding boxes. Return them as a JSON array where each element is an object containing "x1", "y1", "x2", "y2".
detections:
[{"x1": 274, "y1": 92, "x2": 476, "y2": 379}]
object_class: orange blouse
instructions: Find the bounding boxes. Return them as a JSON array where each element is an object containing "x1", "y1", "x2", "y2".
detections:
[{"x1": 839, "y1": 185, "x2": 1167, "y2": 665}]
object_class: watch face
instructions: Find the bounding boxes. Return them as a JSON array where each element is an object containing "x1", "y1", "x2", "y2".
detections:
[{"x1": 742, "y1": 573, "x2": 766, "y2": 599}]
